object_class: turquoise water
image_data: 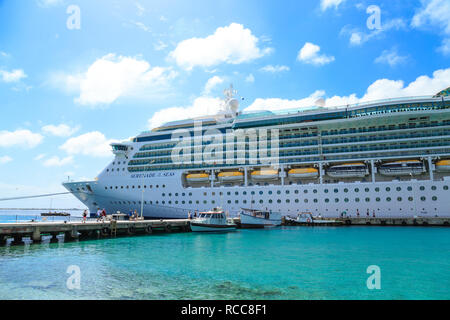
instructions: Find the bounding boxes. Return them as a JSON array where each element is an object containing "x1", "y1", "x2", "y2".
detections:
[{"x1": 0, "y1": 227, "x2": 448, "y2": 300}]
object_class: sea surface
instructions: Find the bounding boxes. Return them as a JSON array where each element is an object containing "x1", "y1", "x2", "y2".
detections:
[{"x1": 0, "y1": 222, "x2": 448, "y2": 300}]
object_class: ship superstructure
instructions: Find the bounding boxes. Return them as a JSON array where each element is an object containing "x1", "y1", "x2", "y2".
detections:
[{"x1": 64, "y1": 86, "x2": 450, "y2": 219}]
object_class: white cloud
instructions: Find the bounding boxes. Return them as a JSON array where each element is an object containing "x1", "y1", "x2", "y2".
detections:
[
  {"x1": 297, "y1": 42, "x2": 335, "y2": 66},
  {"x1": 245, "y1": 90, "x2": 326, "y2": 112},
  {"x1": 245, "y1": 67, "x2": 450, "y2": 112},
  {"x1": 245, "y1": 74, "x2": 255, "y2": 83},
  {"x1": 203, "y1": 76, "x2": 224, "y2": 95},
  {"x1": 0, "y1": 69, "x2": 27, "y2": 83},
  {"x1": 43, "y1": 156, "x2": 74, "y2": 167},
  {"x1": 343, "y1": 19, "x2": 407, "y2": 46},
  {"x1": 42, "y1": 124, "x2": 79, "y2": 137},
  {"x1": 34, "y1": 153, "x2": 46, "y2": 161},
  {"x1": 60, "y1": 131, "x2": 116, "y2": 157},
  {"x1": 0, "y1": 156, "x2": 12, "y2": 164},
  {"x1": 154, "y1": 40, "x2": 168, "y2": 51},
  {"x1": 320, "y1": 0, "x2": 346, "y2": 11},
  {"x1": 375, "y1": 48, "x2": 408, "y2": 67},
  {"x1": 51, "y1": 54, "x2": 177, "y2": 106},
  {"x1": 130, "y1": 21, "x2": 151, "y2": 32},
  {"x1": 412, "y1": 0, "x2": 450, "y2": 55},
  {"x1": 148, "y1": 96, "x2": 226, "y2": 129},
  {"x1": 36, "y1": 0, "x2": 64, "y2": 7},
  {"x1": 0, "y1": 129, "x2": 43, "y2": 148},
  {"x1": 259, "y1": 65, "x2": 290, "y2": 73},
  {"x1": 169, "y1": 23, "x2": 272, "y2": 70}
]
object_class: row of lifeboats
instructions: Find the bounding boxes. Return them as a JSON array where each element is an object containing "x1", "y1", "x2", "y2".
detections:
[{"x1": 184, "y1": 160, "x2": 450, "y2": 183}]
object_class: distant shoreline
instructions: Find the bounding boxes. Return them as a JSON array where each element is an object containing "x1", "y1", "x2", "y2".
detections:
[{"x1": 0, "y1": 208, "x2": 85, "y2": 211}]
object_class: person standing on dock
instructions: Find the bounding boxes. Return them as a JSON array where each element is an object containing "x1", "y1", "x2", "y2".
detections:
[
  {"x1": 373, "y1": 210, "x2": 376, "y2": 218},
  {"x1": 101, "y1": 209, "x2": 107, "y2": 222},
  {"x1": 96, "y1": 208, "x2": 102, "y2": 222},
  {"x1": 188, "y1": 211, "x2": 191, "y2": 220},
  {"x1": 133, "y1": 209, "x2": 138, "y2": 221},
  {"x1": 82, "y1": 210, "x2": 87, "y2": 223}
]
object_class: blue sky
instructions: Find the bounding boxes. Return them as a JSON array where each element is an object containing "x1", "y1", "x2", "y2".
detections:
[{"x1": 0, "y1": 0, "x2": 449, "y2": 208}]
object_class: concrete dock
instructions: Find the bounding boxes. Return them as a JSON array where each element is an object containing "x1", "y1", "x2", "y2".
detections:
[
  {"x1": 0, "y1": 219, "x2": 190, "y2": 246},
  {"x1": 337, "y1": 217, "x2": 450, "y2": 226}
]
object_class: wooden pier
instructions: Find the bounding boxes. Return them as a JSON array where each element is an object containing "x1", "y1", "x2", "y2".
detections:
[{"x1": 0, "y1": 219, "x2": 191, "y2": 246}]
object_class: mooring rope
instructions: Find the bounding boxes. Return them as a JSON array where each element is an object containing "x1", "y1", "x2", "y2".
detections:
[{"x1": 0, "y1": 192, "x2": 71, "y2": 202}]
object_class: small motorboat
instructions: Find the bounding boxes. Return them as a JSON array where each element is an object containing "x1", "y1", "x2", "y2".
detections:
[
  {"x1": 190, "y1": 207, "x2": 237, "y2": 232},
  {"x1": 239, "y1": 208, "x2": 282, "y2": 228},
  {"x1": 285, "y1": 212, "x2": 342, "y2": 226}
]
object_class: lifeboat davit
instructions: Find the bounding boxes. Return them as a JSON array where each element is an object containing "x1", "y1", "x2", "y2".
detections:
[
  {"x1": 435, "y1": 160, "x2": 450, "y2": 172},
  {"x1": 378, "y1": 160, "x2": 425, "y2": 176},
  {"x1": 218, "y1": 171, "x2": 244, "y2": 182},
  {"x1": 288, "y1": 168, "x2": 318, "y2": 179},
  {"x1": 327, "y1": 163, "x2": 368, "y2": 178},
  {"x1": 185, "y1": 173, "x2": 210, "y2": 183},
  {"x1": 251, "y1": 169, "x2": 279, "y2": 180}
]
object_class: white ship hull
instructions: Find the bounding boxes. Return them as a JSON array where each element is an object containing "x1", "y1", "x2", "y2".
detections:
[{"x1": 62, "y1": 170, "x2": 450, "y2": 219}]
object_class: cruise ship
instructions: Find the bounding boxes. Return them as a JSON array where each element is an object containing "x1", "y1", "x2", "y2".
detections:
[{"x1": 63, "y1": 86, "x2": 450, "y2": 219}]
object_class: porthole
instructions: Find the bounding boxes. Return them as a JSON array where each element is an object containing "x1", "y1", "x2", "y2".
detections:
[
  {"x1": 259, "y1": 191, "x2": 263, "y2": 195},
  {"x1": 444, "y1": 186, "x2": 449, "y2": 190},
  {"x1": 286, "y1": 199, "x2": 290, "y2": 203},
  {"x1": 420, "y1": 186, "x2": 425, "y2": 191},
  {"x1": 313, "y1": 189, "x2": 318, "y2": 193},
  {"x1": 325, "y1": 198, "x2": 329, "y2": 203},
  {"x1": 365, "y1": 198, "x2": 370, "y2": 202},
  {"x1": 277, "y1": 199, "x2": 281, "y2": 203},
  {"x1": 295, "y1": 199, "x2": 299, "y2": 203},
  {"x1": 408, "y1": 197, "x2": 413, "y2": 201},
  {"x1": 396, "y1": 187, "x2": 401, "y2": 191},
  {"x1": 365, "y1": 188, "x2": 369, "y2": 192},
  {"x1": 386, "y1": 197, "x2": 391, "y2": 202},
  {"x1": 277, "y1": 191, "x2": 281, "y2": 195},
  {"x1": 324, "y1": 189, "x2": 329, "y2": 193},
  {"x1": 376, "y1": 197, "x2": 380, "y2": 202},
  {"x1": 407, "y1": 186, "x2": 412, "y2": 191},
  {"x1": 304, "y1": 199, "x2": 308, "y2": 203},
  {"x1": 295, "y1": 190, "x2": 299, "y2": 194},
  {"x1": 334, "y1": 198, "x2": 339, "y2": 203},
  {"x1": 375, "y1": 187, "x2": 380, "y2": 192},
  {"x1": 286, "y1": 190, "x2": 290, "y2": 194},
  {"x1": 304, "y1": 190, "x2": 308, "y2": 194},
  {"x1": 334, "y1": 189, "x2": 338, "y2": 193},
  {"x1": 397, "y1": 197, "x2": 402, "y2": 202},
  {"x1": 421, "y1": 196, "x2": 426, "y2": 201},
  {"x1": 344, "y1": 198, "x2": 349, "y2": 202},
  {"x1": 354, "y1": 188, "x2": 359, "y2": 193},
  {"x1": 313, "y1": 199, "x2": 318, "y2": 203},
  {"x1": 386, "y1": 187, "x2": 390, "y2": 192},
  {"x1": 432, "y1": 196, "x2": 437, "y2": 201},
  {"x1": 355, "y1": 198, "x2": 360, "y2": 202},
  {"x1": 431, "y1": 186, "x2": 437, "y2": 191},
  {"x1": 344, "y1": 188, "x2": 349, "y2": 193}
]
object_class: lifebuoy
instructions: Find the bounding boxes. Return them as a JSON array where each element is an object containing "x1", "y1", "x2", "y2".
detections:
[
  {"x1": 306, "y1": 218, "x2": 311, "y2": 223},
  {"x1": 145, "y1": 225, "x2": 153, "y2": 234}
]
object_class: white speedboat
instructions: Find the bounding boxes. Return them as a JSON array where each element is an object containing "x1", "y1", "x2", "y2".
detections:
[
  {"x1": 190, "y1": 208, "x2": 237, "y2": 232},
  {"x1": 286, "y1": 212, "x2": 341, "y2": 225},
  {"x1": 239, "y1": 208, "x2": 282, "y2": 228}
]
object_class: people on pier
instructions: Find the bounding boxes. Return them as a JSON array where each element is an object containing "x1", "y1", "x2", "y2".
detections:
[
  {"x1": 188, "y1": 211, "x2": 192, "y2": 220},
  {"x1": 134, "y1": 209, "x2": 138, "y2": 221},
  {"x1": 373, "y1": 210, "x2": 376, "y2": 218},
  {"x1": 96, "y1": 208, "x2": 102, "y2": 222},
  {"x1": 82, "y1": 209, "x2": 88, "y2": 223},
  {"x1": 101, "y1": 209, "x2": 107, "y2": 221}
]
